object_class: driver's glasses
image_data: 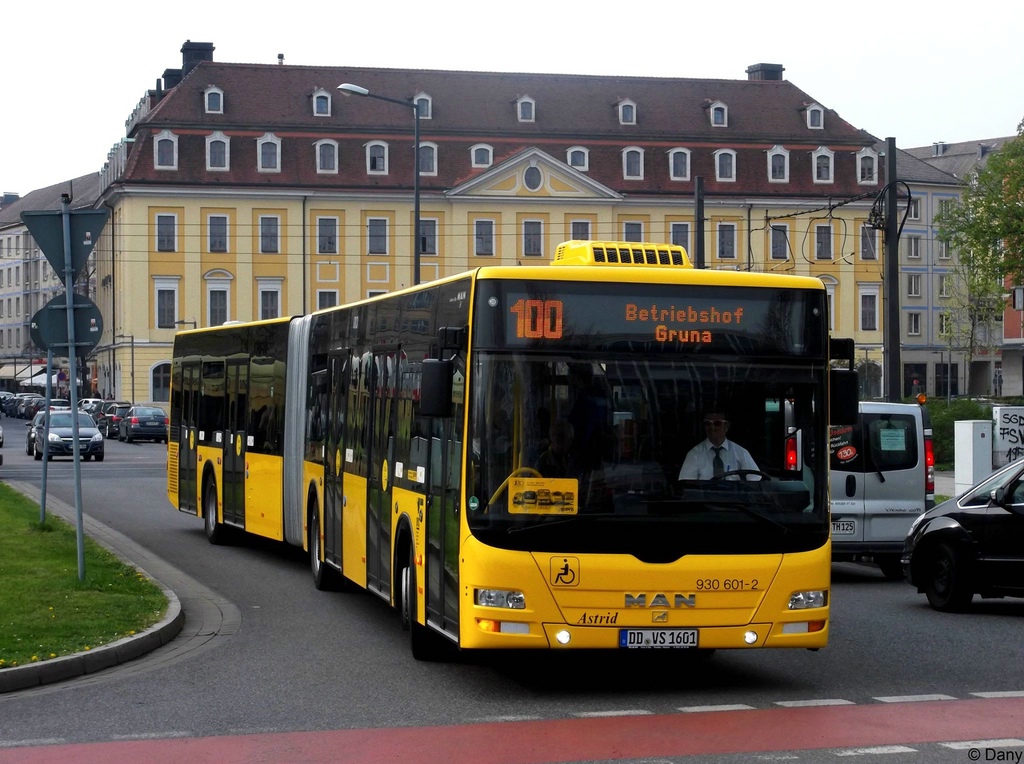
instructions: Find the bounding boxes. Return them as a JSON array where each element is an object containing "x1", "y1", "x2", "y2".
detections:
[{"x1": 703, "y1": 419, "x2": 727, "y2": 428}]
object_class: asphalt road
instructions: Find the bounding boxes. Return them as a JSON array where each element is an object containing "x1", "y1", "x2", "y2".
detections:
[{"x1": 0, "y1": 434, "x2": 1021, "y2": 763}]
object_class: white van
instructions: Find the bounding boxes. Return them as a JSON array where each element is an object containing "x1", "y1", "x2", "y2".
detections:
[{"x1": 829, "y1": 401, "x2": 934, "y2": 579}]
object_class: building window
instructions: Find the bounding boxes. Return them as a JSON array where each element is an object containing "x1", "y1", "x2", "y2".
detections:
[
  {"x1": 316, "y1": 140, "x2": 338, "y2": 174},
  {"x1": 717, "y1": 223, "x2": 736, "y2": 259},
  {"x1": 860, "y1": 288, "x2": 879, "y2": 331},
  {"x1": 939, "y1": 274, "x2": 952, "y2": 297},
  {"x1": 151, "y1": 362, "x2": 172, "y2": 403},
  {"x1": 715, "y1": 150, "x2": 736, "y2": 181},
  {"x1": 317, "y1": 290, "x2": 339, "y2": 309},
  {"x1": 210, "y1": 288, "x2": 229, "y2": 325},
  {"x1": 861, "y1": 226, "x2": 878, "y2": 260},
  {"x1": 205, "y1": 87, "x2": 224, "y2": 114},
  {"x1": 415, "y1": 94, "x2": 432, "y2": 119},
  {"x1": 475, "y1": 220, "x2": 494, "y2": 256},
  {"x1": 367, "y1": 141, "x2": 388, "y2": 174},
  {"x1": 470, "y1": 144, "x2": 492, "y2": 168},
  {"x1": 908, "y1": 198, "x2": 921, "y2": 220},
  {"x1": 813, "y1": 147, "x2": 834, "y2": 183},
  {"x1": 317, "y1": 217, "x2": 338, "y2": 254},
  {"x1": 258, "y1": 134, "x2": 281, "y2": 172},
  {"x1": 313, "y1": 90, "x2": 331, "y2": 116},
  {"x1": 155, "y1": 283, "x2": 178, "y2": 328},
  {"x1": 806, "y1": 104, "x2": 824, "y2": 129},
  {"x1": 938, "y1": 239, "x2": 952, "y2": 259},
  {"x1": 671, "y1": 222, "x2": 690, "y2": 250},
  {"x1": 668, "y1": 148, "x2": 690, "y2": 181},
  {"x1": 156, "y1": 214, "x2": 176, "y2": 252},
  {"x1": 367, "y1": 218, "x2": 388, "y2": 255},
  {"x1": 524, "y1": 166, "x2": 542, "y2": 191},
  {"x1": 623, "y1": 147, "x2": 644, "y2": 179},
  {"x1": 259, "y1": 283, "x2": 281, "y2": 320},
  {"x1": 209, "y1": 215, "x2": 229, "y2": 253},
  {"x1": 206, "y1": 272, "x2": 232, "y2": 326},
  {"x1": 939, "y1": 312, "x2": 952, "y2": 336},
  {"x1": 622, "y1": 222, "x2": 643, "y2": 242},
  {"x1": 907, "y1": 274, "x2": 921, "y2": 297},
  {"x1": 908, "y1": 312, "x2": 921, "y2": 336},
  {"x1": 857, "y1": 149, "x2": 878, "y2": 184},
  {"x1": 904, "y1": 235, "x2": 921, "y2": 259},
  {"x1": 523, "y1": 220, "x2": 543, "y2": 257},
  {"x1": 567, "y1": 147, "x2": 589, "y2": 171},
  {"x1": 418, "y1": 142, "x2": 437, "y2": 175},
  {"x1": 709, "y1": 102, "x2": 728, "y2": 127},
  {"x1": 768, "y1": 146, "x2": 789, "y2": 183},
  {"x1": 517, "y1": 96, "x2": 535, "y2": 123},
  {"x1": 618, "y1": 100, "x2": 636, "y2": 125},
  {"x1": 771, "y1": 225, "x2": 789, "y2": 260},
  {"x1": 419, "y1": 218, "x2": 438, "y2": 256},
  {"x1": 260, "y1": 216, "x2": 280, "y2": 254},
  {"x1": 571, "y1": 220, "x2": 591, "y2": 240},
  {"x1": 154, "y1": 131, "x2": 177, "y2": 170},
  {"x1": 815, "y1": 225, "x2": 833, "y2": 260},
  {"x1": 207, "y1": 134, "x2": 229, "y2": 171}
]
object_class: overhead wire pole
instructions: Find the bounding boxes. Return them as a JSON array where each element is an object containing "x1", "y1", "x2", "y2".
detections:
[{"x1": 883, "y1": 137, "x2": 902, "y2": 402}]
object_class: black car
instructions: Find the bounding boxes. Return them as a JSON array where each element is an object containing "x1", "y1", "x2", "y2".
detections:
[
  {"x1": 26, "y1": 410, "x2": 105, "y2": 461},
  {"x1": 95, "y1": 401, "x2": 132, "y2": 438},
  {"x1": 903, "y1": 458, "x2": 1024, "y2": 611},
  {"x1": 118, "y1": 406, "x2": 168, "y2": 443}
]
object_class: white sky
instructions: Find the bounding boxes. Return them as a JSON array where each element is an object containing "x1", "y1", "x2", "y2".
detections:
[{"x1": 3, "y1": 1, "x2": 1022, "y2": 196}]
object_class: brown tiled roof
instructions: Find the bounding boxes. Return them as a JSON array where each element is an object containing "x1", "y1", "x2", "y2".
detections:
[{"x1": 121, "y1": 61, "x2": 878, "y2": 198}]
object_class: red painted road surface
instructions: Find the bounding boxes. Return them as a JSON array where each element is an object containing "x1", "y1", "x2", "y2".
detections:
[{"x1": 2, "y1": 697, "x2": 1022, "y2": 763}]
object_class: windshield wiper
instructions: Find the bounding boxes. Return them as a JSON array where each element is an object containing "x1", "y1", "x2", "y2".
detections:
[{"x1": 705, "y1": 502, "x2": 789, "y2": 533}]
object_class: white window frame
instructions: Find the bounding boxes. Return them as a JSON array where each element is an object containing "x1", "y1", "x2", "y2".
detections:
[
  {"x1": 938, "y1": 239, "x2": 952, "y2": 260},
  {"x1": 907, "y1": 273, "x2": 921, "y2": 297},
  {"x1": 366, "y1": 141, "x2": 389, "y2": 175},
  {"x1": 155, "y1": 213, "x2": 177, "y2": 253},
  {"x1": 317, "y1": 216, "x2": 339, "y2": 255},
  {"x1": 670, "y1": 222, "x2": 690, "y2": 251},
  {"x1": 206, "y1": 131, "x2": 230, "y2": 171},
  {"x1": 204, "y1": 86, "x2": 224, "y2": 114},
  {"x1": 315, "y1": 139, "x2": 339, "y2": 174},
  {"x1": 567, "y1": 146, "x2": 589, "y2": 171},
  {"x1": 312, "y1": 88, "x2": 332, "y2": 117},
  {"x1": 154, "y1": 276, "x2": 180, "y2": 329},
  {"x1": 522, "y1": 220, "x2": 544, "y2": 257},
  {"x1": 767, "y1": 145, "x2": 789, "y2": 183},
  {"x1": 806, "y1": 103, "x2": 824, "y2": 129},
  {"x1": 861, "y1": 226, "x2": 878, "y2": 260},
  {"x1": 259, "y1": 215, "x2": 280, "y2": 254},
  {"x1": 257, "y1": 278, "x2": 283, "y2": 321},
  {"x1": 367, "y1": 218, "x2": 389, "y2": 255},
  {"x1": 258, "y1": 133, "x2": 281, "y2": 173},
  {"x1": 770, "y1": 224, "x2": 789, "y2": 260},
  {"x1": 717, "y1": 223, "x2": 736, "y2": 260},
  {"x1": 419, "y1": 218, "x2": 438, "y2": 256},
  {"x1": 517, "y1": 96, "x2": 535, "y2": 123},
  {"x1": 812, "y1": 146, "x2": 834, "y2": 184},
  {"x1": 908, "y1": 312, "x2": 921, "y2": 336},
  {"x1": 208, "y1": 214, "x2": 229, "y2": 253},
  {"x1": 708, "y1": 101, "x2": 728, "y2": 127},
  {"x1": 623, "y1": 221, "x2": 643, "y2": 242},
  {"x1": 905, "y1": 235, "x2": 921, "y2": 259},
  {"x1": 205, "y1": 269, "x2": 233, "y2": 326},
  {"x1": 815, "y1": 224, "x2": 833, "y2": 260},
  {"x1": 908, "y1": 197, "x2": 921, "y2": 220},
  {"x1": 668, "y1": 148, "x2": 690, "y2": 181},
  {"x1": 618, "y1": 99, "x2": 637, "y2": 125},
  {"x1": 857, "y1": 147, "x2": 878, "y2": 185},
  {"x1": 570, "y1": 220, "x2": 591, "y2": 240},
  {"x1": 939, "y1": 274, "x2": 952, "y2": 298},
  {"x1": 714, "y1": 149, "x2": 736, "y2": 182},
  {"x1": 154, "y1": 130, "x2": 178, "y2": 170},
  {"x1": 622, "y1": 147, "x2": 644, "y2": 180},
  {"x1": 415, "y1": 93, "x2": 432, "y2": 120},
  {"x1": 859, "y1": 285, "x2": 880, "y2": 332},
  {"x1": 418, "y1": 142, "x2": 438, "y2": 177},
  {"x1": 939, "y1": 312, "x2": 951, "y2": 336},
  {"x1": 317, "y1": 290, "x2": 339, "y2": 309},
  {"x1": 474, "y1": 219, "x2": 495, "y2": 256},
  {"x1": 470, "y1": 144, "x2": 493, "y2": 168}
]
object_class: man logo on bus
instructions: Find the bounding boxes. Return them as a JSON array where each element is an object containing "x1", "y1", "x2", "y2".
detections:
[{"x1": 625, "y1": 593, "x2": 697, "y2": 608}]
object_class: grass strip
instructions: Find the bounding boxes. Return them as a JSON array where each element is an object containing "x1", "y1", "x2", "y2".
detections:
[{"x1": 0, "y1": 483, "x2": 167, "y2": 669}]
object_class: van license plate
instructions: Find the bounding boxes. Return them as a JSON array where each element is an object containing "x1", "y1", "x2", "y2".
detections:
[
  {"x1": 832, "y1": 520, "x2": 856, "y2": 535},
  {"x1": 619, "y1": 629, "x2": 698, "y2": 648}
]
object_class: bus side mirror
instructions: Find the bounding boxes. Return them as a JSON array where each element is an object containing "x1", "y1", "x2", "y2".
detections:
[
  {"x1": 420, "y1": 359, "x2": 453, "y2": 418},
  {"x1": 830, "y1": 369, "x2": 859, "y2": 425}
]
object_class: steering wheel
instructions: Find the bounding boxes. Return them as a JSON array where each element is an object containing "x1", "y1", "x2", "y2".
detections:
[{"x1": 712, "y1": 469, "x2": 772, "y2": 481}]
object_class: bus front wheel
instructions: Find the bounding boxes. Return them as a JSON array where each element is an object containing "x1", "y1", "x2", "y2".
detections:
[
  {"x1": 204, "y1": 476, "x2": 224, "y2": 545},
  {"x1": 402, "y1": 547, "x2": 446, "y2": 661}
]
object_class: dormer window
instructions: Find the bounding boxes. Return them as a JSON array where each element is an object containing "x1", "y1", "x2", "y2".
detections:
[
  {"x1": 315, "y1": 139, "x2": 338, "y2": 174},
  {"x1": 707, "y1": 101, "x2": 728, "y2": 127},
  {"x1": 204, "y1": 86, "x2": 224, "y2": 114},
  {"x1": 366, "y1": 141, "x2": 389, "y2": 174},
  {"x1": 258, "y1": 133, "x2": 281, "y2": 173},
  {"x1": 206, "y1": 131, "x2": 230, "y2": 171},
  {"x1": 470, "y1": 144, "x2": 493, "y2": 168},
  {"x1": 618, "y1": 99, "x2": 637, "y2": 125},
  {"x1": 806, "y1": 103, "x2": 824, "y2": 129},
  {"x1": 312, "y1": 88, "x2": 332, "y2": 117},
  {"x1": 567, "y1": 146, "x2": 589, "y2": 171},
  {"x1": 714, "y1": 149, "x2": 736, "y2": 182},
  {"x1": 415, "y1": 93, "x2": 432, "y2": 119},
  {"x1": 622, "y1": 147, "x2": 644, "y2": 180},
  {"x1": 767, "y1": 145, "x2": 789, "y2": 183},
  {"x1": 812, "y1": 146, "x2": 834, "y2": 183},
  {"x1": 154, "y1": 130, "x2": 178, "y2": 170},
  {"x1": 517, "y1": 96, "x2": 535, "y2": 123},
  {"x1": 668, "y1": 148, "x2": 690, "y2": 181},
  {"x1": 857, "y1": 147, "x2": 878, "y2": 184}
]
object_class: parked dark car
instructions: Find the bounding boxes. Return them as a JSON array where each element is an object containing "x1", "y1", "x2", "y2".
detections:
[
  {"x1": 118, "y1": 406, "x2": 168, "y2": 443},
  {"x1": 903, "y1": 458, "x2": 1024, "y2": 611},
  {"x1": 16, "y1": 394, "x2": 43, "y2": 418},
  {"x1": 26, "y1": 411, "x2": 105, "y2": 461},
  {"x1": 95, "y1": 401, "x2": 132, "y2": 438}
]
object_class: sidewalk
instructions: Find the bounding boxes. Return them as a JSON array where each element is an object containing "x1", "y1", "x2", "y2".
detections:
[{"x1": 935, "y1": 470, "x2": 954, "y2": 498}]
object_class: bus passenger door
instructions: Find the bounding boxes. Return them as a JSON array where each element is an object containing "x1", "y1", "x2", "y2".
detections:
[
  {"x1": 366, "y1": 348, "x2": 396, "y2": 599},
  {"x1": 223, "y1": 360, "x2": 248, "y2": 528},
  {"x1": 324, "y1": 352, "x2": 349, "y2": 568},
  {"x1": 179, "y1": 363, "x2": 200, "y2": 514}
]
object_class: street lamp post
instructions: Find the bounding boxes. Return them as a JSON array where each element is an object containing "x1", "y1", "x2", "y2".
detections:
[
  {"x1": 115, "y1": 334, "x2": 135, "y2": 403},
  {"x1": 338, "y1": 82, "x2": 422, "y2": 285}
]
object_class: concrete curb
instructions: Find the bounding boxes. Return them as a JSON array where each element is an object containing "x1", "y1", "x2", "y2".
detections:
[{"x1": 0, "y1": 481, "x2": 186, "y2": 694}]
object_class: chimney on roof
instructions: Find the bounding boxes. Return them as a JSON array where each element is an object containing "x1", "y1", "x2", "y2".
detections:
[
  {"x1": 932, "y1": 142, "x2": 947, "y2": 157},
  {"x1": 978, "y1": 144, "x2": 992, "y2": 160},
  {"x1": 278, "y1": 53, "x2": 284, "y2": 65},
  {"x1": 1, "y1": 192, "x2": 20, "y2": 210},
  {"x1": 181, "y1": 40, "x2": 215, "y2": 78},
  {"x1": 746, "y1": 63, "x2": 785, "y2": 81}
]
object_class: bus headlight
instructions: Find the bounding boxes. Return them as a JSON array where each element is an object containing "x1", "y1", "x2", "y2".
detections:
[
  {"x1": 475, "y1": 588, "x2": 526, "y2": 609},
  {"x1": 789, "y1": 590, "x2": 827, "y2": 609}
]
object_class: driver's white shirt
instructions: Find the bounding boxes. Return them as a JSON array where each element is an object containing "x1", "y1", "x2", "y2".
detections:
[{"x1": 678, "y1": 438, "x2": 760, "y2": 480}]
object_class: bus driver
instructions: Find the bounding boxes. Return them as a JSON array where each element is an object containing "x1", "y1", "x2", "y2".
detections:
[{"x1": 679, "y1": 411, "x2": 760, "y2": 481}]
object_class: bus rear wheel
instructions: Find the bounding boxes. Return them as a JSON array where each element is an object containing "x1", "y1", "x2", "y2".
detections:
[{"x1": 310, "y1": 503, "x2": 339, "y2": 591}]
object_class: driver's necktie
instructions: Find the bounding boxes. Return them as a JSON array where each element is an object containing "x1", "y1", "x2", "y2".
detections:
[{"x1": 712, "y1": 446, "x2": 725, "y2": 477}]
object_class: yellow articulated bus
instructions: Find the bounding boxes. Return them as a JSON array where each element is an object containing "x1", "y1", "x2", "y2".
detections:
[{"x1": 168, "y1": 240, "x2": 858, "y2": 660}]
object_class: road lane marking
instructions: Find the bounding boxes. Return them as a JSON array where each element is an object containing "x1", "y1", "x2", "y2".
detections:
[
  {"x1": 677, "y1": 704, "x2": 755, "y2": 712},
  {"x1": 872, "y1": 694, "x2": 957, "y2": 703},
  {"x1": 774, "y1": 699, "x2": 855, "y2": 707}
]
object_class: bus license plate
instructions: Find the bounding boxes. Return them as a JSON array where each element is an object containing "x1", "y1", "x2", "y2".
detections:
[
  {"x1": 619, "y1": 629, "x2": 698, "y2": 649},
  {"x1": 832, "y1": 520, "x2": 856, "y2": 535}
]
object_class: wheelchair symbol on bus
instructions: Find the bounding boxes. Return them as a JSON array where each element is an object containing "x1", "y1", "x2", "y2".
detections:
[{"x1": 551, "y1": 557, "x2": 579, "y2": 586}]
